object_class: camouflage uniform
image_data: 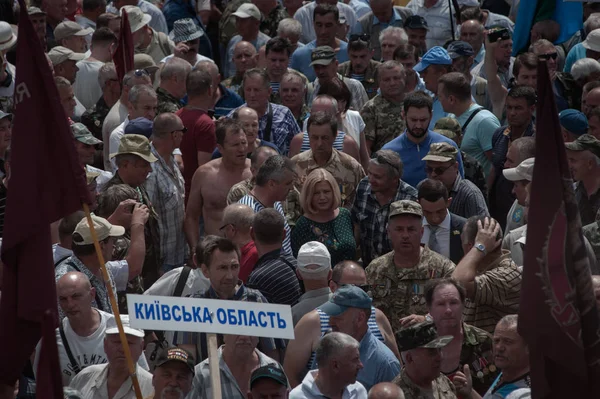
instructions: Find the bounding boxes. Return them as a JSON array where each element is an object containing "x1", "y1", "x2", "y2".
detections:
[
  {"x1": 452, "y1": 323, "x2": 498, "y2": 395},
  {"x1": 260, "y1": 4, "x2": 289, "y2": 37},
  {"x1": 222, "y1": 75, "x2": 244, "y2": 97},
  {"x1": 366, "y1": 248, "x2": 455, "y2": 333},
  {"x1": 156, "y1": 87, "x2": 183, "y2": 114},
  {"x1": 338, "y1": 59, "x2": 380, "y2": 100},
  {"x1": 219, "y1": 0, "x2": 249, "y2": 47},
  {"x1": 394, "y1": 369, "x2": 457, "y2": 399},
  {"x1": 291, "y1": 148, "x2": 365, "y2": 209},
  {"x1": 296, "y1": 104, "x2": 310, "y2": 128},
  {"x1": 81, "y1": 96, "x2": 111, "y2": 141},
  {"x1": 361, "y1": 94, "x2": 405, "y2": 153},
  {"x1": 583, "y1": 210, "x2": 600, "y2": 272}
]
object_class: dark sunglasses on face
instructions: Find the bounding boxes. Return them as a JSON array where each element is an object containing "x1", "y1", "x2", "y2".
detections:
[
  {"x1": 349, "y1": 34, "x2": 371, "y2": 43},
  {"x1": 538, "y1": 52, "x2": 558, "y2": 61},
  {"x1": 426, "y1": 164, "x2": 453, "y2": 176}
]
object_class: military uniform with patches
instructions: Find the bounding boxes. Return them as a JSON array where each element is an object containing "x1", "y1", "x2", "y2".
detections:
[
  {"x1": 156, "y1": 87, "x2": 183, "y2": 114},
  {"x1": 366, "y1": 201, "x2": 456, "y2": 332},
  {"x1": 361, "y1": 94, "x2": 405, "y2": 153},
  {"x1": 338, "y1": 59, "x2": 380, "y2": 100},
  {"x1": 81, "y1": 96, "x2": 111, "y2": 141},
  {"x1": 260, "y1": 4, "x2": 289, "y2": 37},
  {"x1": 394, "y1": 321, "x2": 457, "y2": 399},
  {"x1": 222, "y1": 75, "x2": 244, "y2": 97},
  {"x1": 292, "y1": 148, "x2": 365, "y2": 209}
]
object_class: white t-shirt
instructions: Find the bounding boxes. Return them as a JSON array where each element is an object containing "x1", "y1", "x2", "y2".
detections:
[
  {"x1": 74, "y1": 59, "x2": 104, "y2": 110},
  {"x1": 343, "y1": 110, "x2": 366, "y2": 149},
  {"x1": 33, "y1": 310, "x2": 149, "y2": 386}
]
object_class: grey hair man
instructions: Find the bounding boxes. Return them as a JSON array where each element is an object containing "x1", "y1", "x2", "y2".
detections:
[
  {"x1": 81, "y1": 62, "x2": 120, "y2": 142},
  {"x1": 368, "y1": 382, "x2": 405, "y2": 399},
  {"x1": 378, "y1": 26, "x2": 408, "y2": 62},
  {"x1": 278, "y1": 18, "x2": 303, "y2": 54},
  {"x1": 157, "y1": 57, "x2": 192, "y2": 114},
  {"x1": 289, "y1": 332, "x2": 367, "y2": 398}
]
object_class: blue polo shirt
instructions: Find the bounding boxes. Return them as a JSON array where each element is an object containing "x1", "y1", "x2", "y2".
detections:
[
  {"x1": 290, "y1": 40, "x2": 349, "y2": 82},
  {"x1": 357, "y1": 329, "x2": 401, "y2": 391},
  {"x1": 382, "y1": 130, "x2": 465, "y2": 188},
  {"x1": 214, "y1": 84, "x2": 244, "y2": 118}
]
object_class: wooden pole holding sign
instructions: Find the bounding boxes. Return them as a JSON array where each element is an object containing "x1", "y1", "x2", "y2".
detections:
[
  {"x1": 82, "y1": 203, "x2": 143, "y2": 399},
  {"x1": 208, "y1": 333, "x2": 223, "y2": 399}
]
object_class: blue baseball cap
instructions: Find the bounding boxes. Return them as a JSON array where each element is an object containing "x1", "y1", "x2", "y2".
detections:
[
  {"x1": 319, "y1": 285, "x2": 372, "y2": 316},
  {"x1": 414, "y1": 46, "x2": 452, "y2": 73},
  {"x1": 447, "y1": 41, "x2": 474, "y2": 59},
  {"x1": 559, "y1": 109, "x2": 588, "y2": 136},
  {"x1": 124, "y1": 117, "x2": 153, "y2": 138}
]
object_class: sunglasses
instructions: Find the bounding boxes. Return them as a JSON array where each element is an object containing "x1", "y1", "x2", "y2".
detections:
[
  {"x1": 538, "y1": 52, "x2": 558, "y2": 61},
  {"x1": 134, "y1": 69, "x2": 150, "y2": 77},
  {"x1": 349, "y1": 34, "x2": 370, "y2": 43},
  {"x1": 425, "y1": 164, "x2": 453, "y2": 176}
]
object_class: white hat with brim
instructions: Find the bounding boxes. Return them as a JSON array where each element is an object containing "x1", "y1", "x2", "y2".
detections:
[
  {"x1": 47, "y1": 46, "x2": 86, "y2": 65},
  {"x1": 122, "y1": 5, "x2": 153, "y2": 33},
  {"x1": 0, "y1": 22, "x2": 17, "y2": 52},
  {"x1": 105, "y1": 315, "x2": 145, "y2": 338},
  {"x1": 232, "y1": 3, "x2": 262, "y2": 20},
  {"x1": 582, "y1": 29, "x2": 600, "y2": 53},
  {"x1": 503, "y1": 157, "x2": 535, "y2": 182},
  {"x1": 73, "y1": 215, "x2": 126, "y2": 245}
]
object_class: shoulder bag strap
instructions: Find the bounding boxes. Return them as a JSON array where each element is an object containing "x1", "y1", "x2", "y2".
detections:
[
  {"x1": 263, "y1": 102, "x2": 273, "y2": 143},
  {"x1": 461, "y1": 107, "x2": 483, "y2": 134},
  {"x1": 173, "y1": 266, "x2": 192, "y2": 297},
  {"x1": 59, "y1": 322, "x2": 81, "y2": 374}
]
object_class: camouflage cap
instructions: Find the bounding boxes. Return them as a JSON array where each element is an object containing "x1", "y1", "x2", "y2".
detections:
[
  {"x1": 27, "y1": 6, "x2": 46, "y2": 15},
  {"x1": 422, "y1": 142, "x2": 458, "y2": 162},
  {"x1": 109, "y1": 134, "x2": 158, "y2": 163},
  {"x1": 71, "y1": 123, "x2": 103, "y2": 147},
  {"x1": 310, "y1": 46, "x2": 336, "y2": 66},
  {"x1": 565, "y1": 134, "x2": 600, "y2": 158},
  {"x1": 389, "y1": 200, "x2": 423, "y2": 219},
  {"x1": 434, "y1": 117, "x2": 461, "y2": 139},
  {"x1": 395, "y1": 321, "x2": 454, "y2": 352}
]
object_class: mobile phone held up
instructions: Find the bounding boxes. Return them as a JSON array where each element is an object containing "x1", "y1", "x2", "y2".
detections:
[{"x1": 488, "y1": 27, "x2": 510, "y2": 43}]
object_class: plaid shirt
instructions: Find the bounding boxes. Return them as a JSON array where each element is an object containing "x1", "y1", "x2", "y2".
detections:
[
  {"x1": 145, "y1": 145, "x2": 187, "y2": 266},
  {"x1": 227, "y1": 102, "x2": 300, "y2": 156},
  {"x1": 448, "y1": 174, "x2": 490, "y2": 219},
  {"x1": 351, "y1": 177, "x2": 418, "y2": 265},
  {"x1": 173, "y1": 284, "x2": 286, "y2": 361}
]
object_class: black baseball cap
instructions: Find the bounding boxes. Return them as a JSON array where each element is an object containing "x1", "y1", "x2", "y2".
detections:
[
  {"x1": 404, "y1": 15, "x2": 429, "y2": 30},
  {"x1": 250, "y1": 365, "x2": 288, "y2": 388},
  {"x1": 155, "y1": 347, "x2": 195, "y2": 374},
  {"x1": 447, "y1": 41, "x2": 474, "y2": 59}
]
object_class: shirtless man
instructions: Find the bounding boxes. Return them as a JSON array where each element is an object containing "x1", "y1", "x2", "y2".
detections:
[
  {"x1": 283, "y1": 261, "x2": 400, "y2": 387},
  {"x1": 184, "y1": 119, "x2": 252, "y2": 248}
]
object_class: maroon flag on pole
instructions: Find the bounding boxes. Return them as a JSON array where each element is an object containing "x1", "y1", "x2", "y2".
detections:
[
  {"x1": 36, "y1": 311, "x2": 64, "y2": 399},
  {"x1": 519, "y1": 59, "x2": 600, "y2": 397},
  {"x1": 0, "y1": 0, "x2": 90, "y2": 389},
  {"x1": 113, "y1": 10, "x2": 134, "y2": 85}
]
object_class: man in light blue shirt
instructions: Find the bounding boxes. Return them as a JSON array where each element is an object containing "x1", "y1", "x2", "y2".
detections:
[
  {"x1": 291, "y1": 4, "x2": 349, "y2": 82},
  {"x1": 317, "y1": 285, "x2": 401, "y2": 391},
  {"x1": 414, "y1": 46, "x2": 453, "y2": 129},
  {"x1": 438, "y1": 72, "x2": 501, "y2": 177}
]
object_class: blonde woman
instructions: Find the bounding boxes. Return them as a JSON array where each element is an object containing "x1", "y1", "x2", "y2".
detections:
[{"x1": 291, "y1": 168, "x2": 357, "y2": 265}]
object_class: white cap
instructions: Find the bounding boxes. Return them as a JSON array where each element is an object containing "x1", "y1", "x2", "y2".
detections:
[
  {"x1": 583, "y1": 29, "x2": 600, "y2": 53},
  {"x1": 106, "y1": 315, "x2": 145, "y2": 338},
  {"x1": 297, "y1": 241, "x2": 331, "y2": 274},
  {"x1": 503, "y1": 157, "x2": 535, "y2": 182}
]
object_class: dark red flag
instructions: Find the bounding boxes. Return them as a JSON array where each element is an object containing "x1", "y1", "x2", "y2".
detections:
[
  {"x1": 0, "y1": 0, "x2": 90, "y2": 389},
  {"x1": 519, "y1": 60, "x2": 600, "y2": 397},
  {"x1": 36, "y1": 311, "x2": 64, "y2": 399},
  {"x1": 113, "y1": 10, "x2": 134, "y2": 85}
]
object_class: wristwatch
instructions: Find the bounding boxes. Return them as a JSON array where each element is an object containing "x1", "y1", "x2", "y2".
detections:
[{"x1": 474, "y1": 242, "x2": 487, "y2": 256}]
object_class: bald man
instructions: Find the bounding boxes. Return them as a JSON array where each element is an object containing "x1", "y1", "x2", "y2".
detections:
[
  {"x1": 34, "y1": 272, "x2": 149, "y2": 385},
  {"x1": 284, "y1": 261, "x2": 400, "y2": 387},
  {"x1": 368, "y1": 382, "x2": 406, "y2": 399},
  {"x1": 221, "y1": 203, "x2": 258, "y2": 282},
  {"x1": 222, "y1": 41, "x2": 258, "y2": 94},
  {"x1": 584, "y1": 87, "x2": 600, "y2": 117}
]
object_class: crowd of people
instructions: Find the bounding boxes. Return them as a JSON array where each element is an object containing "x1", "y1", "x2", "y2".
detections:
[{"x1": 1, "y1": 0, "x2": 600, "y2": 397}]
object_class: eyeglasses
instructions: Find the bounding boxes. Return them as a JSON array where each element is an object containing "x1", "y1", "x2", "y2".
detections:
[
  {"x1": 426, "y1": 164, "x2": 453, "y2": 176},
  {"x1": 538, "y1": 52, "x2": 558, "y2": 61},
  {"x1": 349, "y1": 34, "x2": 370, "y2": 43},
  {"x1": 219, "y1": 223, "x2": 234, "y2": 231}
]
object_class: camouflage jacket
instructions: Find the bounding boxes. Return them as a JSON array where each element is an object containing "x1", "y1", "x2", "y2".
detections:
[
  {"x1": 366, "y1": 247, "x2": 455, "y2": 333},
  {"x1": 462, "y1": 151, "x2": 488, "y2": 200},
  {"x1": 222, "y1": 74, "x2": 244, "y2": 97},
  {"x1": 583, "y1": 219, "x2": 600, "y2": 272},
  {"x1": 157, "y1": 87, "x2": 183, "y2": 114},
  {"x1": 81, "y1": 96, "x2": 111, "y2": 140},
  {"x1": 111, "y1": 235, "x2": 144, "y2": 314},
  {"x1": 393, "y1": 368, "x2": 457, "y2": 399},
  {"x1": 361, "y1": 94, "x2": 405, "y2": 153},
  {"x1": 292, "y1": 149, "x2": 365, "y2": 209},
  {"x1": 260, "y1": 4, "x2": 289, "y2": 37},
  {"x1": 338, "y1": 59, "x2": 380, "y2": 100},
  {"x1": 219, "y1": 0, "x2": 248, "y2": 46}
]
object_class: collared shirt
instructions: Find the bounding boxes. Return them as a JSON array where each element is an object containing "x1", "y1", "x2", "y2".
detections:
[
  {"x1": 448, "y1": 174, "x2": 489, "y2": 219},
  {"x1": 338, "y1": 59, "x2": 381, "y2": 99},
  {"x1": 483, "y1": 372, "x2": 531, "y2": 399},
  {"x1": 457, "y1": 103, "x2": 501, "y2": 177},
  {"x1": 228, "y1": 102, "x2": 300, "y2": 155},
  {"x1": 215, "y1": 84, "x2": 244, "y2": 118},
  {"x1": 225, "y1": 32, "x2": 271, "y2": 78},
  {"x1": 575, "y1": 181, "x2": 600, "y2": 226},
  {"x1": 52, "y1": 244, "x2": 72, "y2": 266},
  {"x1": 351, "y1": 177, "x2": 418, "y2": 265},
  {"x1": 145, "y1": 144, "x2": 186, "y2": 266},
  {"x1": 290, "y1": 40, "x2": 350, "y2": 82},
  {"x1": 69, "y1": 364, "x2": 154, "y2": 399},
  {"x1": 381, "y1": 130, "x2": 465, "y2": 188},
  {"x1": 238, "y1": 194, "x2": 294, "y2": 256},
  {"x1": 108, "y1": 0, "x2": 168, "y2": 33},
  {"x1": 247, "y1": 248, "x2": 301, "y2": 305},
  {"x1": 294, "y1": 2, "x2": 358, "y2": 44},
  {"x1": 156, "y1": 87, "x2": 183, "y2": 114},
  {"x1": 312, "y1": 75, "x2": 369, "y2": 111},
  {"x1": 360, "y1": 93, "x2": 405, "y2": 154},
  {"x1": 422, "y1": 211, "x2": 451, "y2": 259},
  {"x1": 406, "y1": 0, "x2": 455, "y2": 48},
  {"x1": 463, "y1": 250, "x2": 521, "y2": 333},
  {"x1": 292, "y1": 148, "x2": 365, "y2": 208},
  {"x1": 504, "y1": 199, "x2": 526, "y2": 235},
  {"x1": 292, "y1": 287, "x2": 332, "y2": 326},
  {"x1": 239, "y1": 240, "x2": 259, "y2": 283},
  {"x1": 174, "y1": 284, "x2": 285, "y2": 360},
  {"x1": 366, "y1": 247, "x2": 456, "y2": 333},
  {"x1": 192, "y1": 347, "x2": 283, "y2": 399},
  {"x1": 290, "y1": 370, "x2": 368, "y2": 399},
  {"x1": 393, "y1": 368, "x2": 457, "y2": 399}
]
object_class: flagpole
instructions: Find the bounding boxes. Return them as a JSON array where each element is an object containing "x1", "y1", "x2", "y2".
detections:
[{"x1": 82, "y1": 203, "x2": 143, "y2": 399}]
